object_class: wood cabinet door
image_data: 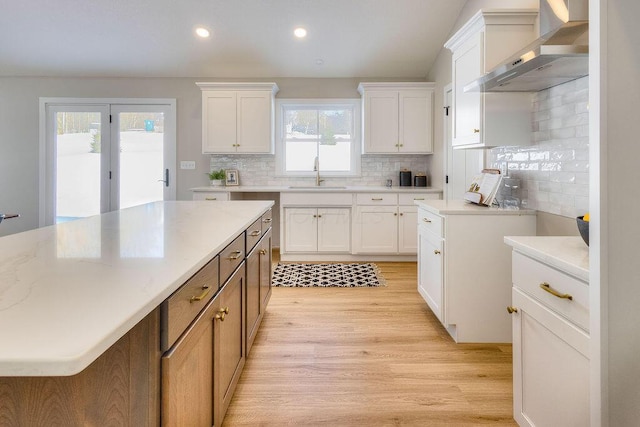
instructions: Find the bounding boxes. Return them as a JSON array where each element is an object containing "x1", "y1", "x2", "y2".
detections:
[
  {"x1": 511, "y1": 288, "x2": 590, "y2": 427},
  {"x1": 213, "y1": 265, "x2": 246, "y2": 427},
  {"x1": 399, "y1": 90, "x2": 433, "y2": 153},
  {"x1": 353, "y1": 206, "x2": 398, "y2": 253},
  {"x1": 398, "y1": 205, "x2": 418, "y2": 254},
  {"x1": 317, "y1": 208, "x2": 351, "y2": 253},
  {"x1": 162, "y1": 302, "x2": 214, "y2": 427},
  {"x1": 417, "y1": 226, "x2": 444, "y2": 322},
  {"x1": 452, "y1": 32, "x2": 482, "y2": 147},
  {"x1": 284, "y1": 208, "x2": 318, "y2": 252},
  {"x1": 202, "y1": 91, "x2": 237, "y2": 153},
  {"x1": 237, "y1": 91, "x2": 273, "y2": 153},
  {"x1": 245, "y1": 247, "x2": 261, "y2": 355},
  {"x1": 259, "y1": 229, "x2": 273, "y2": 312},
  {"x1": 363, "y1": 91, "x2": 399, "y2": 153}
]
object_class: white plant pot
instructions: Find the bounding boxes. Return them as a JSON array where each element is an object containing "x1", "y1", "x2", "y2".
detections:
[{"x1": 210, "y1": 179, "x2": 224, "y2": 186}]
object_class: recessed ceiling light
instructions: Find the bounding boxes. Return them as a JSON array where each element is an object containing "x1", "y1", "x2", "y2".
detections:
[
  {"x1": 195, "y1": 27, "x2": 211, "y2": 38},
  {"x1": 294, "y1": 27, "x2": 307, "y2": 38}
]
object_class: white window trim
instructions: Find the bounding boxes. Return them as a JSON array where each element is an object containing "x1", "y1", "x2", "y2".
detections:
[{"x1": 274, "y1": 98, "x2": 361, "y2": 177}]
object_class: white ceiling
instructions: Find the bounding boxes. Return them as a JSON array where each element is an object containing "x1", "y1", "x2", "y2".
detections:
[{"x1": 0, "y1": 0, "x2": 467, "y2": 78}]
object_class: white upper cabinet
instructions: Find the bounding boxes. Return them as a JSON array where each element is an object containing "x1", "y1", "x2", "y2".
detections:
[
  {"x1": 445, "y1": 10, "x2": 537, "y2": 149},
  {"x1": 197, "y1": 82, "x2": 279, "y2": 154},
  {"x1": 358, "y1": 82, "x2": 435, "y2": 154}
]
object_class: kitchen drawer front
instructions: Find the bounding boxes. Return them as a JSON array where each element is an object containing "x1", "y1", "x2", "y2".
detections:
[
  {"x1": 246, "y1": 217, "x2": 263, "y2": 252},
  {"x1": 512, "y1": 251, "x2": 589, "y2": 331},
  {"x1": 281, "y1": 192, "x2": 353, "y2": 206},
  {"x1": 399, "y1": 193, "x2": 440, "y2": 205},
  {"x1": 192, "y1": 191, "x2": 230, "y2": 201},
  {"x1": 418, "y1": 208, "x2": 443, "y2": 238},
  {"x1": 162, "y1": 255, "x2": 220, "y2": 351},
  {"x1": 261, "y1": 209, "x2": 273, "y2": 232},
  {"x1": 220, "y1": 233, "x2": 246, "y2": 285},
  {"x1": 356, "y1": 193, "x2": 398, "y2": 205}
]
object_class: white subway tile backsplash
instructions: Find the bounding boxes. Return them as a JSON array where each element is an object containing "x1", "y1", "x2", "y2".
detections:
[{"x1": 489, "y1": 76, "x2": 589, "y2": 218}]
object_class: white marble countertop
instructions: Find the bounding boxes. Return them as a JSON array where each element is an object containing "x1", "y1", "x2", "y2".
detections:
[
  {"x1": 504, "y1": 236, "x2": 589, "y2": 281},
  {"x1": 0, "y1": 200, "x2": 273, "y2": 376},
  {"x1": 191, "y1": 185, "x2": 442, "y2": 193},
  {"x1": 415, "y1": 199, "x2": 537, "y2": 215}
]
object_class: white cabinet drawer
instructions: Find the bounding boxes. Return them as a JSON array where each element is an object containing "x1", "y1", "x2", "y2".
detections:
[
  {"x1": 512, "y1": 251, "x2": 589, "y2": 331},
  {"x1": 356, "y1": 193, "x2": 397, "y2": 205},
  {"x1": 281, "y1": 192, "x2": 353, "y2": 206},
  {"x1": 192, "y1": 191, "x2": 230, "y2": 201},
  {"x1": 418, "y1": 208, "x2": 443, "y2": 238},
  {"x1": 399, "y1": 193, "x2": 439, "y2": 205}
]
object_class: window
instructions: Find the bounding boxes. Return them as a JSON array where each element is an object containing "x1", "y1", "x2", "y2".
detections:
[{"x1": 276, "y1": 99, "x2": 360, "y2": 176}]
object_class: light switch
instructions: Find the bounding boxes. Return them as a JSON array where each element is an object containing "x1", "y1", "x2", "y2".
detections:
[{"x1": 180, "y1": 161, "x2": 196, "y2": 170}]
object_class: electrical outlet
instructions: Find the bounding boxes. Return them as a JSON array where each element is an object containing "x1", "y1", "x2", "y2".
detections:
[{"x1": 180, "y1": 160, "x2": 196, "y2": 170}]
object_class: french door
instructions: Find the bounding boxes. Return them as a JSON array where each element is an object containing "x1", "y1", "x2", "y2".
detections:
[{"x1": 41, "y1": 99, "x2": 176, "y2": 225}]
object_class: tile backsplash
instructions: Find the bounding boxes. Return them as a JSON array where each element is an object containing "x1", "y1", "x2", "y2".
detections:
[
  {"x1": 488, "y1": 76, "x2": 589, "y2": 218},
  {"x1": 209, "y1": 155, "x2": 430, "y2": 187}
]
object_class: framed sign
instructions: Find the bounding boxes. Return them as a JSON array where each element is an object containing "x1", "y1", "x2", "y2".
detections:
[{"x1": 225, "y1": 169, "x2": 239, "y2": 186}]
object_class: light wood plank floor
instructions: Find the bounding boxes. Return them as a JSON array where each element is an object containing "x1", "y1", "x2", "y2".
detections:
[{"x1": 224, "y1": 260, "x2": 515, "y2": 426}]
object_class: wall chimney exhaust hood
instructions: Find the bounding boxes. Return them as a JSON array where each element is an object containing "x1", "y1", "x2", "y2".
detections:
[{"x1": 465, "y1": 0, "x2": 588, "y2": 93}]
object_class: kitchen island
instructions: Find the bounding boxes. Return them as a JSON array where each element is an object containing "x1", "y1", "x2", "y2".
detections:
[{"x1": 0, "y1": 200, "x2": 274, "y2": 425}]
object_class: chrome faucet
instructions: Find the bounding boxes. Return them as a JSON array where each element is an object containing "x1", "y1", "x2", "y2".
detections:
[{"x1": 313, "y1": 156, "x2": 324, "y2": 186}]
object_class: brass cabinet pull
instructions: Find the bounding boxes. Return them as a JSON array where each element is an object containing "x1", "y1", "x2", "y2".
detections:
[
  {"x1": 262, "y1": 218, "x2": 272, "y2": 223},
  {"x1": 539, "y1": 282, "x2": 573, "y2": 300},
  {"x1": 414, "y1": 198, "x2": 424, "y2": 201},
  {"x1": 259, "y1": 249, "x2": 267, "y2": 255},
  {"x1": 228, "y1": 250, "x2": 242, "y2": 260},
  {"x1": 399, "y1": 144, "x2": 404, "y2": 147},
  {"x1": 250, "y1": 230, "x2": 261, "y2": 236},
  {"x1": 205, "y1": 197, "x2": 217, "y2": 201},
  {"x1": 219, "y1": 307, "x2": 229, "y2": 314},
  {"x1": 473, "y1": 128, "x2": 480, "y2": 133},
  {"x1": 507, "y1": 306, "x2": 518, "y2": 314},
  {"x1": 395, "y1": 144, "x2": 399, "y2": 147},
  {"x1": 313, "y1": 214, "x2": 317, "y2": 218},
  {"x1": 399, "y1": 212, "x2": 404, "y2": 216},
  {"x1": 318, "y1": 214, "x2": 322, "y2": 218},
  {"x1": 434, "y1": 249, "x2": 441, "y2": 255},
  {"x1": 189, "y1": 285, "x2": 211, "y2": 303},
  {"x1": 394, "y1": 212, "x2": 398, "y2": 216},
  {"x1": 422, "y1": 218, "x2": 432, "y2": 223},
  {"x1": 372, "y1": 198, "x2": 383, "y2": 201}
]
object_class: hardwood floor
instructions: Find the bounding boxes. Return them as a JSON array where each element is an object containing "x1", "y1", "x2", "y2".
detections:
[{"x1": 223, "y1": 259, "x2": 515, "y2": 426}]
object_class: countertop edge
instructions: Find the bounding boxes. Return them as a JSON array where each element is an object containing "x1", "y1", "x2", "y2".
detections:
[{"x1": 191, "y1": 186, "x2": 443, "y2": 193}]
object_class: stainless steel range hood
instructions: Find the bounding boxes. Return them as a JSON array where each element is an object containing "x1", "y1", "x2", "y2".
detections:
[{"x1": 465, "y1": 0, "x2": 588, "y2": 93}]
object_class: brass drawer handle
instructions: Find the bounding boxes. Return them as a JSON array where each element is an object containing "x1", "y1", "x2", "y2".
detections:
[
  {"x1": 414, "y1": 198, "x2": 424, "y2": 200},
  {"x1": 250, "y1": 230, "x2": 261, "y2": 237},
  {"x1": 507, "y1": 306, "x2": 518, "y2": 314},
  {"x1": 473, "y1": 128, "x2": 480, "y2": 133},
  {"x1": 205, "y1": 197, "x2": 217, "y2": 201},
  {"x1": 540, "y1": 282, "x2": 573, "y2": 300},
  {"x1": 422, "y1": 218, "x2": 432, "y2": 223},
  {"x1": 371, "y1": 198, "x2": 383, "y2": 201},
  {"x1": 189, "y1": 285, "x2": 211, "y2": 303},
  {"x1": 263, "y1": 218, "x2": 272, "y2": 223},
  {"x1": 434, "y1": 250, "x2": 441, "y2": 255},
  {"x1": 228, "y1": 250, "x2": 243, "y2": 260},
  {"x1": 259, "y1": 249, "x2": 268, "y2": 255}
]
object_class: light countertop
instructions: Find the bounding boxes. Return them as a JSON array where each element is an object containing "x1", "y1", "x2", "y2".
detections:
[
  {"x1": 0, "y1": 200, "x2": 273, "y2": 377},
  {"x1": 504, "y1": 236, "x2": 589, "y2": 281},
  {"x1": 191, "y1": 185, "x2": 442, "y2": 193},
  {"x1": 415, "y1": 199, "x2": 537, "y2": 215}
]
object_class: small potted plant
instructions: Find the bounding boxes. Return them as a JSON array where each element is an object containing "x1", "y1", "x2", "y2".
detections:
[{"x1": 207, "y1": 169, "x2": 225, "y2": 186}]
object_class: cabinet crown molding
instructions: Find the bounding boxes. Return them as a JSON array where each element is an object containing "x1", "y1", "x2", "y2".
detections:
[
  {"x1": 444, "y1": 9, "x2": 538, "y2": 53},
  {"x1": 357, "y1": 82, "x2": 435, "y2": 95},
  {"x1": 196, "y1": 82, "x2": 279, "y2": 94}
]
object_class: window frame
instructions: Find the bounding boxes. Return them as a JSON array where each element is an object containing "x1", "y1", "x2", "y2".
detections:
[{"x1": 275, "y1": 98, "x2": 361, "y2": 177}]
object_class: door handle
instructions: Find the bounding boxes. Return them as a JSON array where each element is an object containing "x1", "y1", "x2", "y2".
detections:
[{"x1": 157, "y1": 168, "x2": 169, "y2": 187}]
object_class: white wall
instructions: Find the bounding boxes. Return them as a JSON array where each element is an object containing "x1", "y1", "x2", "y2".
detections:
[{"x1": 0, "y1": 76, "x2": 430, "y2": 236}]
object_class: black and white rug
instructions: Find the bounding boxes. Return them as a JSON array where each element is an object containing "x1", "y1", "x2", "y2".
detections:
[{"x1": 272, "y1": 263, "x2": 385, "y2": 287}]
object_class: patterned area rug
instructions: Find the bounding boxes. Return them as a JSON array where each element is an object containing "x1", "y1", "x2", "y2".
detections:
[{"x1": 272, "y1": 263, "x2": 385, "y2": 287}]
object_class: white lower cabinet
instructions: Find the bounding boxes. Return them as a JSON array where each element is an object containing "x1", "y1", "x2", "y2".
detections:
[
  {"x1": 353, "y1": 205, "x2": 398, "y2": 253},
  {"x1": 283, "y1": 207, "x2": 350, "y2": 253},
  {"x1": 398, "y1": 205, "x2": 418, "y2": 254},
  {"x1": 417, "y1": 225, "x2": 443, "y2": 322},
  {"x1": 508, "y1": 249, "x2": 590, "y2": 427}
]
